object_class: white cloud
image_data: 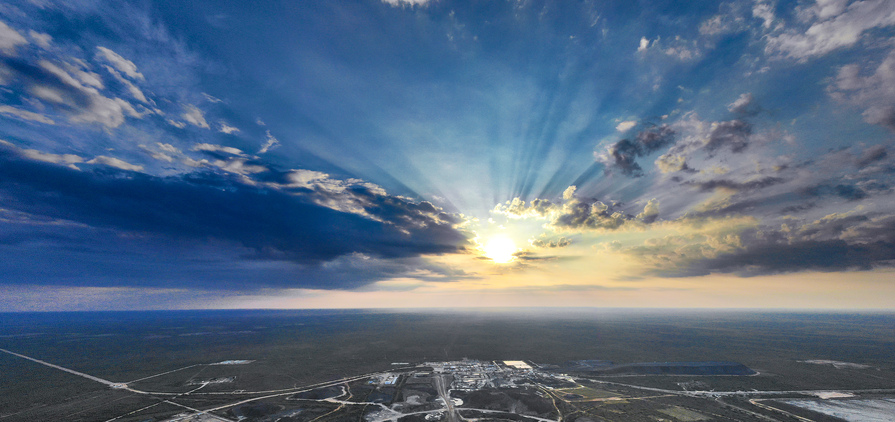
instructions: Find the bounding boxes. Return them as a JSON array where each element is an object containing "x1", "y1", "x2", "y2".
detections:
[
  {"x1": 16, "y1": 149, "x2": 84, "y2": 170},
  {"x1": 663, "y1": 37, "x2": 699, "y2": 60},
  {"x1": 28, "y1": 30, "x2": 52, "y2": 48},
  {"x1": 699, "y1": 15, "x2": 725, "y2": 36},
  {"x1": 636, "y1": 35, "x2": 699, "y2": 60},
  {"x1": 636, "y1": 198, "x2": 660, "y2": 223},
  {"x1": 193, "y1": 143, "x2": 244, "y2": 155},
  {"x1": 727, "y1": 93, "x2": 760, "y2": 115},
  {"x1": 33, "y1": 61, "x2": 140, "y2": 128},
  {"x1": 167, "y1": 119, "x2": 187, "y2": 129},
  {"x1": 655, "y1": 153, "x2": 689, "y2": 173},
  {"x1": 202, "y1": 93, "x2": 223, "y2": 103},
  {"x1": 803, "y1": 0, "x2": 850, "y2": 20},
  {"x1": 211, "y1": 158, "x2": 267, "y2": 175},
  {"x1": 139, "y1": 143, "x2": 184, "y2": 163},
  {"x1": 830, "y1": 48, "x2": 895, "y2": 130},
  {"x1": 285, "y1": 169, "x2": 330, "y2": 188},
  {"x1": 766, "y1": 0, "x2": 895, "y2": 60},
  {"x1": 219, "y1": 122, "x2": 240, "y2": 134},
  {"x1": 181, "y1": 105, "x2": 209, "y2": 129},
  {"x1": 87, "y1": 155, "x2": 144, "y2": 172},
  {"x1": 615, "y1": 120, "x2": 637, "y2": 132},
  {"x1": 103, "y1": 65, "x2": 147, "y2": 103},
  {"x1": 637, "y1": 37, "x2": 650, "y2": 52},
  {"x1": 0, "y1": 63, "x2": 13, "y2": 85},
  {"x1": 493, "y1": 187, "x2": 636, "y2": 232},
  {"x1": 0, "y1": 21, "x2": 28, "y2": 56},
  {"x1": 95, "y1": 47, "x2": 144, "y2": 80},
  {"x1": 258, "y1": 130, "x2": 280, "y2": 154},
  {"x1": 752, "y1": 0, "x2": 776, "y2": 29},
  {"x1": 269, "y1": 170, "x2": 390, "y2": 217},
  {"x1": 381, "y1": 0, "x2": 431, "y2": 6},
  {"x1": 0, "y1": 105, "x2": 55, "y2": 124},
  {"x1": 0, "y1": 140, "x2": 83, "y2": 169},
  {"x1": 64, "y1": 62, "x2": 103, "y2": 89}
]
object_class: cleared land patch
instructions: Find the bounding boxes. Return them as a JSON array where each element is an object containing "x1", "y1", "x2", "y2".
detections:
[
  {"x1": 657, "y1": 406, "x2": 709, "y2": 421},
  {"x1": 554, "y1": 386, "x2": 618, "y2": 401}
]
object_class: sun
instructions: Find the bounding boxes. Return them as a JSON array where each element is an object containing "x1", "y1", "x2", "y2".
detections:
[{"x1": 482, "y1": 236, "x2": 517, "y2": 264}]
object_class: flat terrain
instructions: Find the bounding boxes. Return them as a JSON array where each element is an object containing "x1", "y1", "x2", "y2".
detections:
[{"x1": 0, "y1": 309, "x2": 894, "y2": 421}]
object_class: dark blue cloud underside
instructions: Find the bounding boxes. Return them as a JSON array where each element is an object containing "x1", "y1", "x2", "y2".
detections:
[{"x1": 0, "y1": 151, "x2": 467, "y2": 274}]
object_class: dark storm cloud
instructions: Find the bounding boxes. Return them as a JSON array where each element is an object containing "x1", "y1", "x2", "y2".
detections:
[
  {"x1": 682, "y1": 239, "x2": 895, "y2": 277},
  {"x1": 0, "y1": 148, "x2": 470, "y2": 289},
  {"x1": 656, "y1": 215, "x2": 895, "y2": 277},
  {"x1": 804, "y1": 183, "x2": 869, "y2": 200},
  {"x1": 856, "y1": 145, "x2": 887, "y2": 168},
  {"x1": 704, "y1": 120, "x2": 751, "y2": 153},
  {"x1": 601, "y1": 125, "x2": 675, "y2": 176},
  {"x1": 689, "y1": 176, "x2": 785, "y2": 193}
]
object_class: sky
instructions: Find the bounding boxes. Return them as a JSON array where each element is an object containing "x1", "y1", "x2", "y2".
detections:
[{"x1": 1, "y1": 0, "x2": 894, "y2": 311}]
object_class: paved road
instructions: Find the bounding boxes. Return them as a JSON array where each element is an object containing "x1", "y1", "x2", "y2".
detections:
[
  {"x1": 0, "y1": 348, "x2": 125, "y2": 388},
  {"x1": 435, "y1": 374, "x2": 459, "y2": 422}
]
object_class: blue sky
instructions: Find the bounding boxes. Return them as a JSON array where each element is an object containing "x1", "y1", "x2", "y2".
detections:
[{"x1": 1, "y1": 0, "x2": 894, "y2": 310}]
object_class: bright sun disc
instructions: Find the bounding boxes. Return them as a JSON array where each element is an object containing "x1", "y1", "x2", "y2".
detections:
[{"x1": 483, "y1": 236, "x2": 517, "y2": 264}]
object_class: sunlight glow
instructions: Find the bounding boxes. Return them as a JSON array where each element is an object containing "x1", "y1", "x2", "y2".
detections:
[{"x1": 483, "y1": 236, "x2": 517, "y2": 264}]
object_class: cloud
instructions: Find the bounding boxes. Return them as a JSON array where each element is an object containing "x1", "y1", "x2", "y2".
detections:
[
  {"x1": 95, "y1": 46, "x2": 144, "y2": 80},
  {"x1": 167, "y1": 119, "x2": 187, "y2": 129},
  {"x1": 615, "y1": 120, "x2": 636, "y2": 132},
  {"x1": 0, "y1": 105, "x2": 54, "y2": 124},
  {"x1": 210, "y1": 158, "x2": 267, "y2": 175},
  {"x1": 636, "y1": 198, "x2": 660, "y2": 224},
  {"x1": 140, "y1": 143, "x2": 178, "y2": 163},
  {"x1": 530, "y1": 236, "x2": 571, "y2": 248},
  {"x1": 654, "y1": 153, "x2": 693, "y2": 173},
  {"x1": 636, "y1": 36, "x2": 700, "y2": 60},
  {"x1": 219, "y1": 122, "x2": 240, "y2": 134},
  {"x1": 804, "y1": 183, "x2": 868, "y2": 200},
  {"x1": 182, "y1": 104, "x2": 210, "y2": 129},
  {"x1": 615, "y1": 208, "x2": 895, "y2": 278},
  {"x1": 856, "y1": 145, "x2": 887, "y2": 168},
  {"x1": 202, "y1": 93, "x2": 223, "y2": 103},
  {"x1": 86, "y1": 155, "x2": 144, "y2": 172},
  {"x1": 189, "y1": 143, "x2": 271, "y2": 175},
  {"x1": 494, "y1": 186, "x2": 661, "y2": 232},
  {"x1": 2, "y1": 58, "x2": 140, "y2": 128},
  {"x1": 103, "y1": 65, "x2": 147, "y2": 103},
  {"x1": 597, "y1": 124, "x2": 676, "y2": 176},
  {"x1": 637, "y1": 37, "x2": 650, "y2": 52},
  {"x1": 689, "y1": 177, "x2": 785, "y2": 193},
  {"x1": 258, "y1": 130, "x2": 280, "y2": 154},
  {"x1": 699, "y1": 4, "x2": 749, "y2": 37},
  {"x1": 381, "y1": 0, "x2": 431, "y2": 6},
  {"x1": 0, "y1": 147, "x2": 470, "y2": 290},
  {"x1": 703, "y1": 120, "x2": 751, "y2": 153},
  {"x1": 727, "y1": 93, "x2": 760, "y2": 116},
  {"x1": 0, "y1": 140, "x2": 83, "y2": 169},
  {"x1": 0, "y1": 21, "x2": 28, "y2": 56},
  {"x1": 679, "y1": 214, "x2": 895, "y2": 276},
  {"x1": 28, "y1": 30, "x2": 51, "y2": 48},
  {"x1": 551, "y1": 197, "x2": 629, "y2": 231},
  {"x1": 752, "y1": 0, "x2": 776, "y2": 29},
  {"x1": 765, "y1": 0, "x2": 895, "y2": 60},
  {"x1": 830, "y1": 48, "x2": 895, "y2": 130},
  {"x1": 193, "y1": 143, "x2": 244, "y2": 156}
]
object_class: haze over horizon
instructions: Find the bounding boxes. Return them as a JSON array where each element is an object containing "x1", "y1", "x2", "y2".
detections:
[{"x1": 1, "y1": 0, "x2": 895, "y2": 311}]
